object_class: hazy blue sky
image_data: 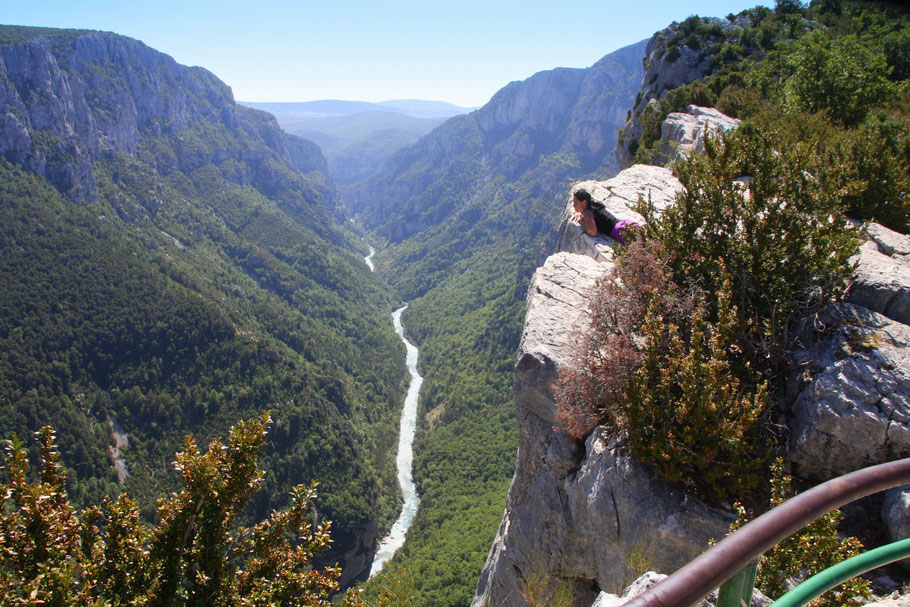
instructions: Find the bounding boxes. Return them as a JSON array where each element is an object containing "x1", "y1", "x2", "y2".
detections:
[{"x1": 6, "y1": 0, "x2": 773, "y2": 107}]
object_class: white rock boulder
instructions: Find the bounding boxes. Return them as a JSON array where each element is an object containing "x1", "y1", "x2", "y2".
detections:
[
  {"x1": 658, "y1": 105, "x2": 741, "y2": 165},
  {"x1": 557, "y1": 164, "x2": 682, "y2": 263},
  {"x1": 593, "y1": 571, "x2": 772, "y2": 607}
]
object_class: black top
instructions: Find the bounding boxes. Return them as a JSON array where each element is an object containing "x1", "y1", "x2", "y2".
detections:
[{"x1": 591, "y1": 205, "x2": 618, "y2": 236}]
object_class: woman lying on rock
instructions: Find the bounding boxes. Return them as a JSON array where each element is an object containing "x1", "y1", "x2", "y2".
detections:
[{"x1": 571, "y1": 188, "x2": 638, "y2": 245}]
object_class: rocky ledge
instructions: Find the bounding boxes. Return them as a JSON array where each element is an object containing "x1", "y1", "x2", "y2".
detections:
[
  {"x1": 474, "y1": 124, "x2": 910, "y2": 605},
  {"x1": 657, "y1": 105, "x2": 741, "y2": 165},
  {"x1": 472, "y1": 164, "x2": 740, "y2": 607}
]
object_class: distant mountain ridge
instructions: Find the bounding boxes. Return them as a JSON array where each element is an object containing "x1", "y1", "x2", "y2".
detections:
[
  {"x1": 0, "y1": 25, "x2": 339, "y2": 218},
  {"x1": 240, "y1": 98, "x2": 476, "y2": 119},
  {"x1": 350, "y1": 38, "x2": 648, "y2": 246},
  {"x1": 240, "y1": 99, "x2": 475, "y2": 185}
]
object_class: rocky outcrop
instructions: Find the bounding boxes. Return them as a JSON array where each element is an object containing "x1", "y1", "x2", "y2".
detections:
[
  {"x1": 476, "y1": 141, "x2": 910, "y2": 604},
  {"x1": 472, "y1": 166, "x2": 734, "y2": 607},
  {"x1": 0, "y1": 28, "x2": 335, "y2": 209},
  {"x1": 848, "y1": 235, "x2": 910, "y2": 328},
  {"x1": 557, "y1": 165, "x2": 681, "y2": 263},
  {"x1": 616, "y1": 16, "x2": 748, "y2": 169},
  {"x1": 787, "y1": 225, "x2": 910, "y2": 481},
  {"x1": 657, "y1": 105, "x2": 740, "y2": 164}
]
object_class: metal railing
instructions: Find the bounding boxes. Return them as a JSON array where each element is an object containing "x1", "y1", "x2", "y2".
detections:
[
  {"x1": 621, "y1": 458, "x2": 910, "y2": 607},
  {"x1": 770, "y1": 537, "x2": 910, "y2": 607}
]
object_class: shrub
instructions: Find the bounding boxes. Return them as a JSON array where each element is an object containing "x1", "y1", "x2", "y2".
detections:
[
  {"x1": 556, "y1": 242, "x2": 767, "y2": 501},
  {"x1": 782, "y1": 30, "x2": 897, "y2": 126},
  {"x1": 0, "y1": 415, "x2": 346, "y2": 606},
  {"x1": 625, "y1": 280, "x2": 768, "y2": 500},
  {"x1": 557, "y1": 124, "x2": 860, "y2": 502},
  {"x1": 640, "y1": 125, "x2": 859, "y2": 356},
  {"x1": 830, "y1": 115, "x2": 910, "y2": 232},
  {"x1": 555, "y1": 239, "x2": 677, "y2": 440},
  {"x1": 775, "y1": 0, "x2": 805, "y2": 15}
]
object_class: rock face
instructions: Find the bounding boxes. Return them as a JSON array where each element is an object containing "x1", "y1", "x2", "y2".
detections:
[
  {"x1": 472, "y1": 166, "x2": 735, "y2": 607},
  {"x1": 787, "y1": 225, "x2": 910, "y2": 481},
  {"x1": 615, "y1": 16, "x2": 750, "y2": 169},
  {"x1": 0, "y1": 28, "x2": 335, "y2": 209},
  {"x1": 657, "y1": 105, "x2": 741, "y2": 164},
  {"x1": 883, "y1": 486, "x2": 910, "y2": 571}
]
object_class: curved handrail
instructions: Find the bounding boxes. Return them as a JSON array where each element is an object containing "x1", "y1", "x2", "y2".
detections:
[
  {"x1": 770, "y1": 537, "x2": 910, "y2": 607},
  {"x1": 622, "y1": 458, "x2": 910, "y2": 607}
]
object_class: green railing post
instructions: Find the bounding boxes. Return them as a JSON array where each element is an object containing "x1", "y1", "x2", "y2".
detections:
[{"x1": 717, "y1": 557, "x2": 760, "y2": 607}]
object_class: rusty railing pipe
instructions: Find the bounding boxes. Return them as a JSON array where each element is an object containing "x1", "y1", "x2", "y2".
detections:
[{"x1": 622, "y1": 458, "x2": 910, "y2": 607}]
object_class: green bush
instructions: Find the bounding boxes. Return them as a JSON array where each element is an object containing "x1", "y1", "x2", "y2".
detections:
[
  {"x1": 626, "y1": 280, "x2": 768, "y2": 500},
  {"x1": 0, "y1": 415, "x2": 348, "y2": 606},
  {"x1": 640, "y1": 125, "x2": 859, "y2": 351},
  {"x1": 559, "y1": 124, "x2": 860, "y2": 503},
  {"x1": 782, "y1": 30, "x2": 897, "y2": 126},
  {"x1": 830, "y1": 117, "x2": 910, "y2": 231}
]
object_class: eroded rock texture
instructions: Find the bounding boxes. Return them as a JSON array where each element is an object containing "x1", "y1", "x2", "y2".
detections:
[{"x1": 474, "y1": 151, "x2": 910, "y2": 606}]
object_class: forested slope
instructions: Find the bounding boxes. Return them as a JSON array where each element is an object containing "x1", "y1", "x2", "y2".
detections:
[{"x1": 0, "y1": 25, "x2": 406, "y2": 579}]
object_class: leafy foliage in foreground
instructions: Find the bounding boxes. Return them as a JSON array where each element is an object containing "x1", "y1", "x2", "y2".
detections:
[{"x1": 0, "y1": 415, "x2": 344, "y2": 606}]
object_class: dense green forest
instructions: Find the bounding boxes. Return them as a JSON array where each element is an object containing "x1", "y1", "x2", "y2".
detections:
[
  {"x1": 360, "y1": 1, "x2": 910, "y2": 605},
  {"x1": 0, "y1": 149, "x2": 405, "y2": 560},
  {"x1": 0, "y1": 25, "x2": 408, "y2": 574},
  {"x1": 2, "y1": 1, "x2": 908, "y2": 602}
]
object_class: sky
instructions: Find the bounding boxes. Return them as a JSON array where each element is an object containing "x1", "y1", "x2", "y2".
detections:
[{"x1": 4, "y1": 0, "x2": 773, "y2": 108}]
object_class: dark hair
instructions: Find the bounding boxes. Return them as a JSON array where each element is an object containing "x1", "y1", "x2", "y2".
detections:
[{"x1": 573, "y1": 188, "x2": 603, "y2": 209}]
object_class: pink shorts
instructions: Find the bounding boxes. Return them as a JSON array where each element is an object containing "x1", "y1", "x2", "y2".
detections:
[{"x1": 610, "y1": 220, "x2": 640, "y2": 245}]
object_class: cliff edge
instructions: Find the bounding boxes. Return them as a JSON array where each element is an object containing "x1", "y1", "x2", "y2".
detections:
[
  {"x1": 471, "y1": 164, "x2": 739, "y2": 607},
  {"x1": 474, "y1": 110, "x2": 910, "y2": 606}
]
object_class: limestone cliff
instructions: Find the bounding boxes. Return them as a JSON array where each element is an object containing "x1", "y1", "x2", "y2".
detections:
[
  {"x1": 472, "y1": 165, "x2": 737, "y2": 607},
  {"x1": 0, "y1": 26, "x2": 336, "y2": 214},
  {"x1": 474, "y1": 110, "x2": 910, "y2": 606}
]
